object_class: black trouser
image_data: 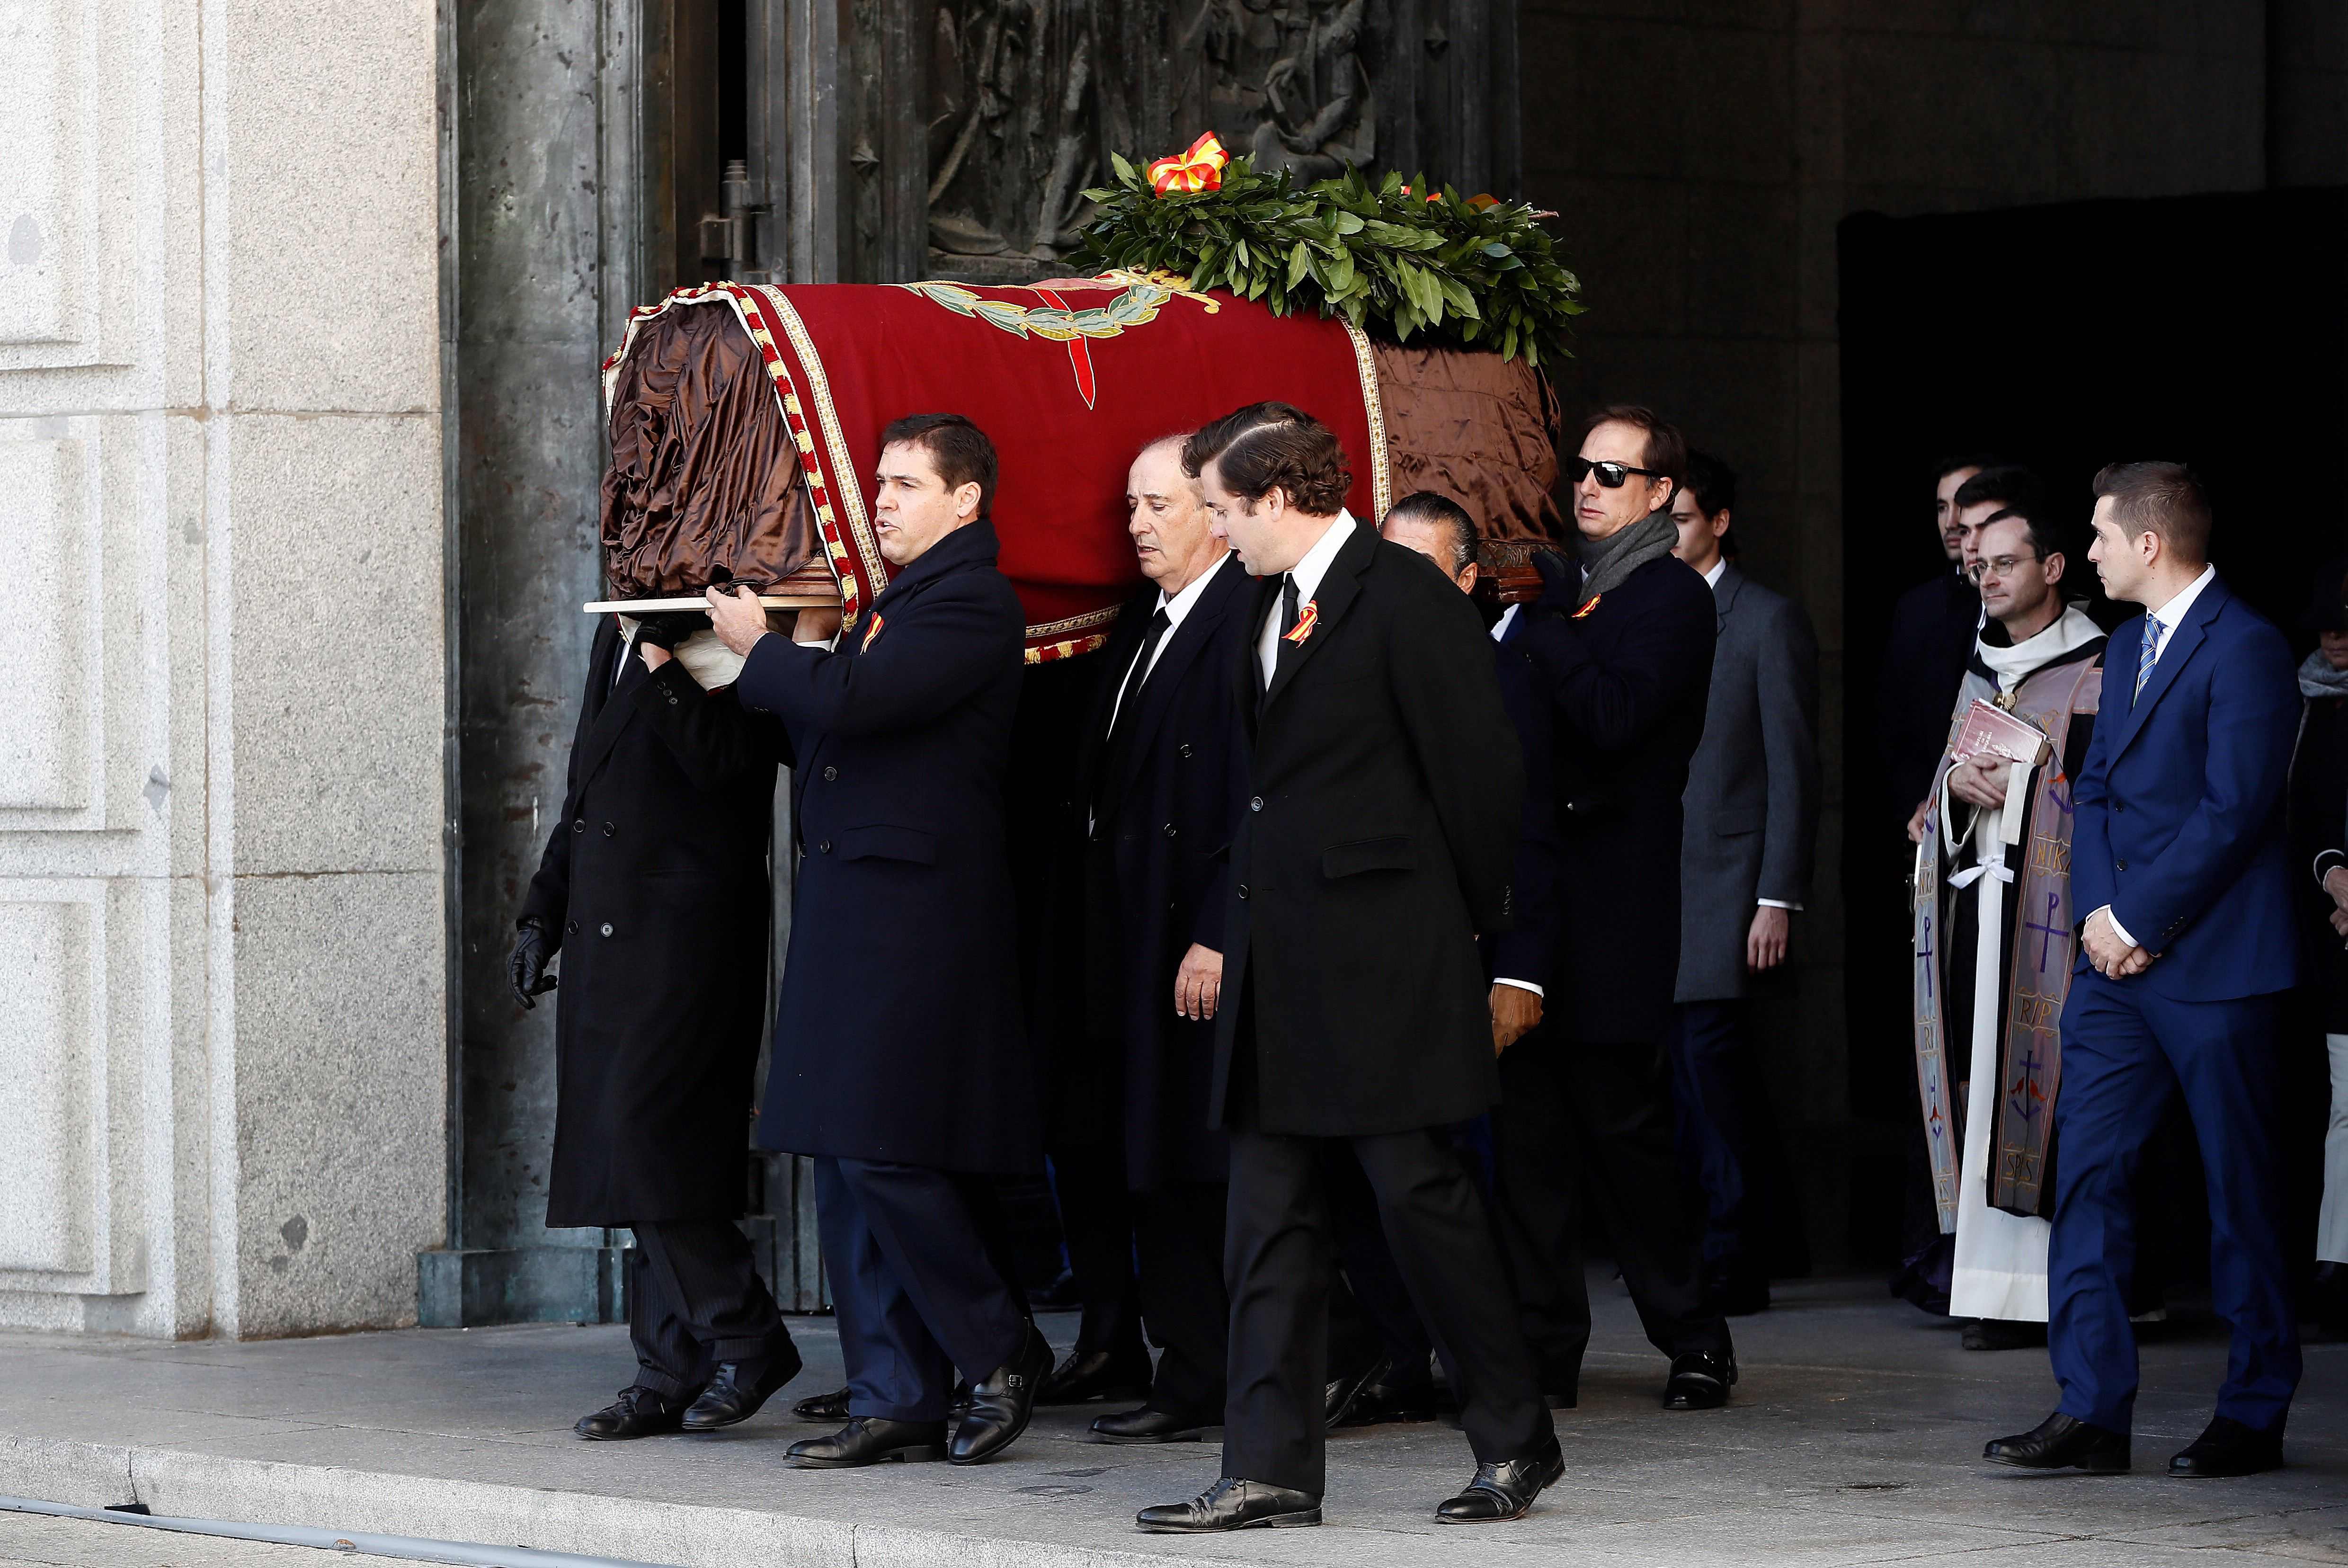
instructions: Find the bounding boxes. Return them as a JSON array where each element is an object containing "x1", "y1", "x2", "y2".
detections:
[
  {"x1": 1049, "y1": 1140, "x2": 1146, "y2": 1359},
  {"x1": 1492, "y1": 1026, "x2": 1731, "y2": 1395},
  {"x1": 1223, "y1": 1126, "x2": 1552, "y2": 1497},
  {"x1": 1133, "y1": 1180, "x2": 1228, "y2": 1419},
  {"x1": 1322, "y1": 1147, "x2": 1440, "y2": 1386},
  {"x1": 627, "y1": 1217, "x2": 789, "y2": 1399},
  {"x1": 1666, "y1": 1000, "x2": 1801, "y2": 1287}
]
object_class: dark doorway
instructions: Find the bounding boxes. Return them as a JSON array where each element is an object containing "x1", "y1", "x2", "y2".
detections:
[{"x1": 1838, "y1": 188, "x2": 2348, "y2": 1267}]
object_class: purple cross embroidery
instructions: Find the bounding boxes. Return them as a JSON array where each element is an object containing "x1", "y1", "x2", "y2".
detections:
[
  {"x1": 2024, "y1": 891, "x2": 2066, "y2": 974},
  {"x1": 2008, "y1": 1047, "x2": 2047, "y2": 1122},
  {"x1": 1917, "y1": 912, "x2": 1934, "y2": 1001}
]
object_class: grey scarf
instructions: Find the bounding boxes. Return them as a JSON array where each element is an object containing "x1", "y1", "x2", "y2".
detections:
[
  {"x1": 2299, "y1": 650, "x2": 2348, "y2": 700},
  {"x1": 1574, "y1": 510, "x2": 1680, "y2": 607}
]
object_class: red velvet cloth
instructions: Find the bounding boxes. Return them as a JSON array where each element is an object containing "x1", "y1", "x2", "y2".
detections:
[{"x1": 604, "y1": 279, "x2": 1389, "y2": 659}]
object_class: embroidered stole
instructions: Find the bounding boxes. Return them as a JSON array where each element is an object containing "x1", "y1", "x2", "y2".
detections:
[{"x1": 1911, "y1": 657, "x2": 2101, "y2": 1233}]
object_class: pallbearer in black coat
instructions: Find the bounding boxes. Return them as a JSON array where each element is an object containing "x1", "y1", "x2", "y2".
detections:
[
  {"x1": 1136, "y1": 404, "x2": 1560, "y2": 1535},
  {"x1": 511, "y1": 611, "x2": 802, "y2": 1442},
  {"x1": 1493, "y1": 406, "x2": 1737, "y2": 1414},
  {"x1": 706, "y1": 414, "x2": 1051, "y2": 1471},
  {"x1": 1076, "y1": 437, "x2": 1252, "y2": 1445}
]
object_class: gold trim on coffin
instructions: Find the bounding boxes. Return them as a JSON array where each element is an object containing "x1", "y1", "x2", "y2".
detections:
[{"x1": 1341, "y1": 321, "x2": 1393, "y2": 521}]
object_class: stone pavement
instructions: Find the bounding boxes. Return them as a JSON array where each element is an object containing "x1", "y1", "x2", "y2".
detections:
[{"x1": 0, "y1": 1276, "x2": 2341, "y2": 1568}]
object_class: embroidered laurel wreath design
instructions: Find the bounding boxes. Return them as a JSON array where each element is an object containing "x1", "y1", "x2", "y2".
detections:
[{"x1": 894, "y1": 279, "x2": 1209, "y2": 343}]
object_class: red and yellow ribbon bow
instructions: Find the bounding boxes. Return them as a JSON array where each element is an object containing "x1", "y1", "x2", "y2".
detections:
[
  {"x1": 1147, "y1": 133, "x2": 1228, "y2": 196},
  {"x1": 1282, "y1": 599, "x2": 1320, "y2": 645}
]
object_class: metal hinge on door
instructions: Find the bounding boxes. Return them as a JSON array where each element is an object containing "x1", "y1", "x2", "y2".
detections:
[{"x1": 700, "y1": 160, "x2": 771, "y2": 280}]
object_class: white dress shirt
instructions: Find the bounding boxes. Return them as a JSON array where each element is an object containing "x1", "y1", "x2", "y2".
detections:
[
  {"x1": 1486, "y1": 602, "x2": 1539, "y2": 998},
  {"x1": 2141, "y1": 562, "x2": 2216, "y2": 664},
  {"x1": 1108, "y1": 552, "x2": 1232, "y2": 734},
  {"x1": 2101, "y1": 563, "x2": 2218, "y2": 951},
  {"x1": 1256, "y1": 511, "x2": 1355, "y2": 685}
]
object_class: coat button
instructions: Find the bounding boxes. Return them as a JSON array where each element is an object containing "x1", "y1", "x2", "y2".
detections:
[
  {"x1": 1250, "y1": 796, "x2": 1263, "y2": 812},
  {"x1": 1164, "y1": 823, "x2": 1178, "y2": 837},
  {"x1": 572, "y1": 820, "x2": 585, "y2": 834},
  {"x1": 599, "y1": 922, "x2": 613, "y2": 936},
  {"x1": 818, "y1": 839, "x2": 833, "y2": 854},
  {"x1": 1178, "y1": 743, "x2": 1194, "y2": 759},
  {"x1": 2114, "y1": 802, "x2": 2125, "y2": 813},
  {"x1": 2117, "y1": 860, "x2": 2128, "y2": 872},
  {"x1": 602, "y1": 822, "x2": 616, "y2": 837},
  {"x1": 1237, "y1": 884, "x2": 1249, "y2": 900},
  {"x1": 823, "y1": 766, "x2": 837, "y2": 781},
  {"x1": 565, "y1": 919, "x2": 578, "y2": 935}
]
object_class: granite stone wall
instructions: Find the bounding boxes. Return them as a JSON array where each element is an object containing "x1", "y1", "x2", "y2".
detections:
[{"x1": 0, "y1": 0, "x2": 447, "y2": 1336}]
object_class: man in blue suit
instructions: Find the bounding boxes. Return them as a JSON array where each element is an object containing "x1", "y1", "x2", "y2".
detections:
[{"x1": 1985, "y1": 463, "x2": 2303, "y2": 1479}]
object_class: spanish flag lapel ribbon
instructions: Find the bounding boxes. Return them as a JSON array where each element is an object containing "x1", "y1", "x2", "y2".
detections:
[
  {"x1": 860, "y1": 612, "x2": 886, "y2": 651},
  {"x1": 1146, "y1": 133, "x2": 1229, "y2": 196},
  {"x1": 1282, "y1": 599, "x2": 1320, "y2": 646},
  {"x1": 1573, "y1": 595, "x2": 1601, "y2": 620}
]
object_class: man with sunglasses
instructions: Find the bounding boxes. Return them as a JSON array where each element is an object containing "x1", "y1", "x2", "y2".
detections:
[{"x1": 1489, "y1": 405, "x2": 1738, "y2": 1412}]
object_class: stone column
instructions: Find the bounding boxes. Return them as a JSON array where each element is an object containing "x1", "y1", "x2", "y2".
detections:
[{"x1": 0, "y1": 0, "x2": 446, "y2": 1336}]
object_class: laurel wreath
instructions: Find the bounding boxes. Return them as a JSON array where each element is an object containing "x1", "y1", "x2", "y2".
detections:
[
  {"x1": 1066, "y1": 155, "x2": 1585, "y2": 365},
  {"x1": 895, "y1": 275, "x2": 1219, "y2": 342}
]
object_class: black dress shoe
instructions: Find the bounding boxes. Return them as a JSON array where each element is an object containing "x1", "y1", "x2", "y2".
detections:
[
  {"x1": 787, "y1": 1416, "x2": 949, "y2": 1468},
  {"x1": 1662, "y1": 1351, "x2": 1737, "y2": 1410},
  {"x1": 1338, "y1": 1377, "x2": 1442, "y2": 1427},
  {"x1": 1961, "y1": 1318, "x2": 2048, "y2": 1352},
  {"x1": 1434, "y1": 1436, "x2": 1566, "y2": 1523},
  {"x1": 2169, "y1": 1415, "x2": 2283, "y2": 1477},
  {"x1": 1136, "y1": 1477, "x2": 1322, "y2": 1532},
  {"x1": 948, "y1": 1323, "x2": 1054, "y2": 1464},
  {"x1": 1323, "y1": 1354, "x2": 1389, "y2": 1429},
  {"x1": 681, "y1": 1338, "x2": 803, "y2": 1431},
  {"x1": 1091, "y1": 1405, "x2": 1213, "y2": 1443},
  {"x1": 1983, "y1": 1411, "x2": 2130, "y2": 1472},
  {"x1": 792, "y1": 1386, "x2": 850, "y2": 1422},
  {"x1": 574, "y1": 1385, "x2": 692, "y2": 1440},
  {"x1": 1038, "y1": 1346, "x2": 1152, "y2": 1405}
]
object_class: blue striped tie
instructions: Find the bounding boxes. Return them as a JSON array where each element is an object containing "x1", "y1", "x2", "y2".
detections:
[{"x1": 2133, "y1": 615, "x2": 2159, "y2": 705}]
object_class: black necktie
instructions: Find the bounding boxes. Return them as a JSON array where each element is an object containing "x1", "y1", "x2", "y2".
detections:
[
  {"x1": 1279, "y1": 573, "x2": 1301, "y2": 641},
  {"x1": 1110, "y1": 607, "x2": 1172, "y2": 745}
]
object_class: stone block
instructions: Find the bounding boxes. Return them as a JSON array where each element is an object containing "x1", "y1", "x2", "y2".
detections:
[
  {"x1": 217, "y1": 0, "x2": 438, "y2": 413},
  {"x1": 226, "y1": 413, "x2": 443, "y2": 877},
  {"x1": 414, "y1": 1244, "x2": 624, "y2": 1328},
  {"x1": 1684, "y1": 181, "x2": 1799, "y2": 338},
  {"x1": 227, "y1": 869, "x2": 445, "y2": 1336},
  {"x1": 1676, "y1": 26, "x2": 1796, "y2": 184},
  {"x1": 0, "y1": 435, "x2": 95, "y2": 814},
  {"x1": 0, "y1": 898, "x2": 97, "y2": 1276}
]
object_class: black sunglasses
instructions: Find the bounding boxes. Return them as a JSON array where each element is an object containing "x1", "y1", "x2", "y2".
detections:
[{"x1": 1567, "y1": 456, "x2": 1663, "y2": 489}]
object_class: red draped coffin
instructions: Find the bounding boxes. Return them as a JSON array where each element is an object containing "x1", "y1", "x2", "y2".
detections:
[{"x1": 599, "y1": 276, "x2": 1563, "y2": 658}]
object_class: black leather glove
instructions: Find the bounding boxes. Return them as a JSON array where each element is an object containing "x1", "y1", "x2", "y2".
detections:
[
  {"x1": 509, "y1": 919, "x2": 557, "y2": 1011},
  {"x1": 636, "y1": 610, "x2": 711, "y2": 650},
  {"x1": 1530, "y1": 548, "x2": 1577, "y2": 596}
]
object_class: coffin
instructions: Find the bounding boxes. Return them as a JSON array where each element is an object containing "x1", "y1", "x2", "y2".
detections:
[{"x1": 596, "y1": 279, "x2": 1565, "y2": 650}]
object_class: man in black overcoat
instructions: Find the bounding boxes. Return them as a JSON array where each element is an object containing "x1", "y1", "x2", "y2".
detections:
[
  {"x1": 1493, "y1": 405, "x2": 1737, "y2": 1413},
  {"x1": 1878, "y1": 456, "x2": 1997, "y2": 830},
  {"x1": 1137, "y1": 403, "x2": 1560, "y2": 1534},
  {"x1": 509, "y1": 610, "x2": 802, "y2": 1441},
  {"x1": 705, "y1": 413, "x2": 1050, "y2": 1471},
  {"x1": 1068, "y1": 435, "x2": 1252, "y2": 1444}
]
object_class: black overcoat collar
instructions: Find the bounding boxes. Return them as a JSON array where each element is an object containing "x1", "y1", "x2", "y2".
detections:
[
  {"x1": 1247, "y1": 523, "x2": 1378, "y2": 730},
  {"x1": 866, "y1": 517, "x2": 1001, "y2": 622},
  {"x1": 1098, "y1": 554, "x2": 1245, "y2": 815}
]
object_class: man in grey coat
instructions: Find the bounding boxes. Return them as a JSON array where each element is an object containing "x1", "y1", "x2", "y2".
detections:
[{"x1": 1667, "y1": 452, "x2": 1820, "y2": 1315}]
